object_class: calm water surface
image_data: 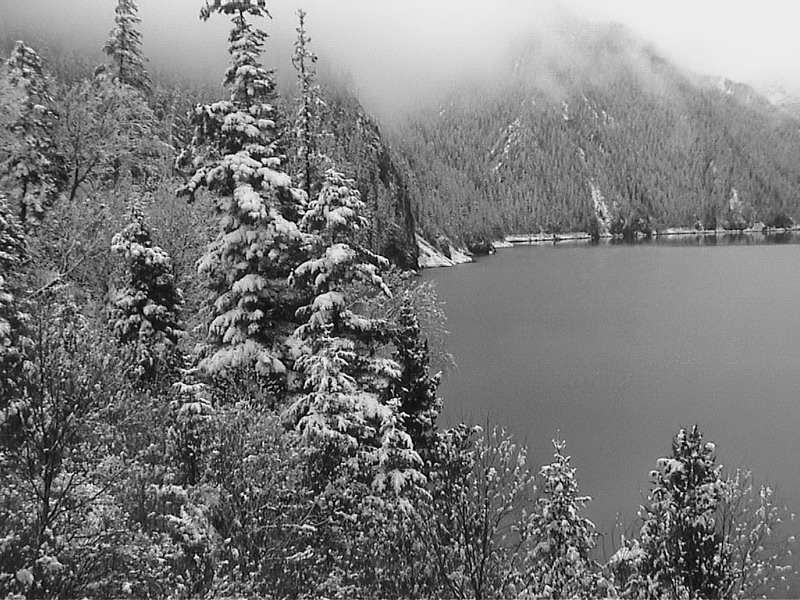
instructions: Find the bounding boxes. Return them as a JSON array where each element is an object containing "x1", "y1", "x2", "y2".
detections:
[{"x1": 422, "y1": 236, "x2": 800, "y2": 551}]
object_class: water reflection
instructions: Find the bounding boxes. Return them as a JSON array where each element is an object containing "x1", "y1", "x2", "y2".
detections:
[{"x1": 585, "y1": 231, "x2": 799, "y2": 247}]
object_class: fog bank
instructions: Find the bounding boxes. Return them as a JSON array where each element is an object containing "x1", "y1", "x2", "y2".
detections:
[{"x1": 2, "y1": 0, "x2": 799, "y2": 117}]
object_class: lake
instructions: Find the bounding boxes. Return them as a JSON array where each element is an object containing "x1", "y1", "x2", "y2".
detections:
[{"x1": 422, "y1": 234, "x2": 800, "y2": 565}]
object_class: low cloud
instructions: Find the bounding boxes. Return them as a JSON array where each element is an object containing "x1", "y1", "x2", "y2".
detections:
[{"x1": 2, "y1": 0, "x2": 799, "y2": 117}]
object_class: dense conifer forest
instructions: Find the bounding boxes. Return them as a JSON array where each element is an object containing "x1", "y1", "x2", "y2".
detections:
[
  {"x1": 0, "y1": 1, "x2": 796, "y2": 598},
  {"x1": 396, "y1": 19, "x2": 800, "y2": 247}
]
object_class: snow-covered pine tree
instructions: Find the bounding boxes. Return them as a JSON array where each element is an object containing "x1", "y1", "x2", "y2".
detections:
[
  {"x1": 0, "y1": 193, "x2": 28, "y2": 399},
  {"x1": 291, "y1": 9, "x2": 324, "y2": 201},
  {"x1": 290, "y1": 164, "x2": 388, "y2": 368},
  {"x1": 386, "y1": 295, "x2": 442, "y2": 459},
  {"x1": 525, "y1": 438, "x2": 610, "y2": 598},
  {"x1": 110, "y1": 194, "x2": 183, "y2": 379},
  {"x1": 171, "y1": 379, "x2": 215, "y2": 485},
  {"x1": 176, "y1": 0, "x2": 307, "y2": 377},
  {"x1": 289, "y1": 165, "x2": 389, "y2": 353},
  {"x1": 635, "y1": 425, "x2": 729, "y2": 599},
  {"x1": 299, "y1": 165, "x2": 368, "y2": 245},
  {"x1": 0, "y1": 42, "x2": 65, "y2": 225},
  {"x1": 287, "y1": 165, "x2": 422, "y2": 492},
  {"x1": 103, "y1": 0, "x2": 151, "y2": 95}
]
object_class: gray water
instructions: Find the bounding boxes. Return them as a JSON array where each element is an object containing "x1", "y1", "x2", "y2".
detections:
[{"x1": 422, "y1": 236, "x2": 800, "y2": 555}]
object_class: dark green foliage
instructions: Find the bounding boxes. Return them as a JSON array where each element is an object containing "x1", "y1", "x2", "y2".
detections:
[
  {"x1": 0, "y1": 193, "x2": 28, "y2": 399},
  {"x1": 110, "y1": 195, "x2": 183, "y2": 380},
  {"x1": 387, "y1": 296, "x2": 442, "y2": 458},
  {"x1": 0, "y1": 42, "x2": 66, "y2": 225},
  {"x1": 763, "y1": 208, "x2": 794, "y2": 229},
  {"x1": 637, "y1": 426, "x2": 728, "y2": 599}
]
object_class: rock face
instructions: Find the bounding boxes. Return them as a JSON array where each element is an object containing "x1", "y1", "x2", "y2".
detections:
[
  {"x1": 416, "y1": 235, "x2": 472, "y2": 269},
  {"x1": 321, "y1": 86, "x2": 419, "y2": 270}
]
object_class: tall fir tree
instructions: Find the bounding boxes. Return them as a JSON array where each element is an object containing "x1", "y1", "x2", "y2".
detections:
[
  {"x1": 291, "y1": 9, "x2": 324, "y2": 201},
  {"x1": 0, "y1": 42, "x2": 65, "y2": 225},
  {"x1": 525, "y1": 438, "x2": 609, "y2": 598},
  {"x1": 386, "y1": 296, "x2": 442, "y2": 458},
  {"x1": 110, "y1": 194, "x2": 183, "y2": 380},
  {"x1": 288, "y1": 165, "x2": 422, "y2": 492},
  {"x1": 635, "y1": 426, "x2": 729, "y2": 599},
  {"x1": 177, "y1": 0, "x2": 307, "y2": 377},
  {"x1": 290, "y1": 165, "x2": 389, "y2": 348},
  {"x1": 103, "y1": 0, "x2": 151, "y2": 95},
  {"x1": 0, "y1": 193, "x2": 28, "y2": 400}
]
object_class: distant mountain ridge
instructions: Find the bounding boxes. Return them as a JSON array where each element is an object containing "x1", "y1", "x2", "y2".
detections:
[{"x1": 396, "y1": 17, "x2": 800, "y2": 244}]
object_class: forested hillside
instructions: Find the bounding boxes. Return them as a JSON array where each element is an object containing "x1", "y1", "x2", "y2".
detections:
[
  {"x1": 314, "y1": 84, "x2": 418, "y2": 268},
  {"x1": 398, "y1": 19, "x2": 800, "y2": 244}
]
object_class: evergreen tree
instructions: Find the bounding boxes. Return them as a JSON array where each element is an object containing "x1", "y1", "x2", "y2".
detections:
[
  {"x1": 291, "y1": 9, "x2": 324, "y2": 201},
  {"x1": 103, "y1": 0, "x2": 151, "y2": 95},
  {"x1": 525, "y1": 438, "x2": 610, "y2": 598},
  {"x1": 290, "y1": 165, "x2": 390, "y2": 348},
  {"x1": 299, "y1": 165, "x2": 368, "y2": 245},
  {"x1": 635, "y1": 426, "x2": 729, "y2": 599},
  {"x1": 288, "y1": 165, "x2": 421, "y2": 492},
  {"x1": 290, "y1": 165, "x2": 389, "y2": 355},
  {"x1": 170, "y1": 379, "x2": 215, "y2": 486},
  {"x1": 0, "y1": 193, "x2": 28, "y2": 399},
  {"x1": 110, "y1": 194, "x2": 183, "y2": 379},
  {"x1": 386, "y1": 296, "x2": 442, "y2": 458},
  {"x1": 0, "y1": 42, "x2": 65, "y2": 224},
  {"x1": 177, "y1": 0, "x2": 306, "y2": 377}
]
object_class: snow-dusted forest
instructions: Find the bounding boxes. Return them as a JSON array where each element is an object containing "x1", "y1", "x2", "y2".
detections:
[{"x1": 0, "y1": 1, "x2": 795, "y2": 598}]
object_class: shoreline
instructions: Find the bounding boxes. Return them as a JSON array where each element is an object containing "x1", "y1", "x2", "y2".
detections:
[
  {"x1": 418, "y1": 225, "x2": 800, "y2": 269},
  {"x1": 503, "y1": 225, "x2": 800, "y2": 245}
]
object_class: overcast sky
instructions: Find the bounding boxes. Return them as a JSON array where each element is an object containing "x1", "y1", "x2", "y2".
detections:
[{"x1": 2, "y1": 0, "x2": 800, "y2": 116}]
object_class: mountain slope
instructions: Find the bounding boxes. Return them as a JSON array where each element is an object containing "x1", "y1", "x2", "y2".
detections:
[
  {"x1": 396, "y1": 20, "x2": 800, "y2": 243},
  {"x1": 319, "y1": 85, "x2": 419, "y2": 269}
]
